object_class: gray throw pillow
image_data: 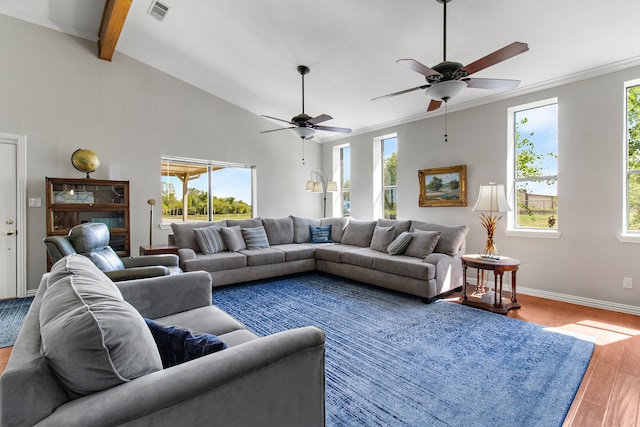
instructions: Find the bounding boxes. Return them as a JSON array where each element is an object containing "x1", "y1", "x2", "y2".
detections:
[
  {"x1": 220, "y1": 226, "x2": 247, "y2": 252},
  {"x1": 291, "y1": 216, "x2": 321, "y2": 243},
  {"x1": 387, "y1": 231, "x2": 414, "y2": 255},
  {"x1": 241, "y1": 226, "x2": 270, "y2": 249},
  {"x1": 410, "y1": 221, "x2": 470, "y2": 256},
  {"x1": 40, "y1": 265, "x2": 162, "y2": 399},
  {"x1": 320, "y1": 217, "x2": 348, "y2": 243},
  {"x1": 341, "y1": 220, "x2": 378, "y2": 247},
  {"x1": 377, "y1": 219, "x2": 411, "y2": 238},
  {"x1": 404, "y1": 229, "x2": 442, "y2": 259},
  {"x1": 370, "y1": 226, "x2": 396, "y2": 252},
  {"x1": 262, "y1": 217, "x2": 294, "y2": 245},
  {"x1": 193, "y1": 225, "x2": 227, "y2": 254},
  {"x1": 171, "y1": 221, "x2": 226, "y2": 251}
]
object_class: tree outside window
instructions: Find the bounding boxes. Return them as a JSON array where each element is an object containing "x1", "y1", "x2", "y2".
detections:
[
  {"x1": 340, "y1": 146, "x2": 351, "y2": 217},
  {"x1": 626, "y1": 83, "x2": 640, "y2": 231},
  {"x1": 512, "y1": 101, "x2": 558, "y2": 229},
  {"x1": 382, "y1": 137, "x2": 398, "y2": 219}
]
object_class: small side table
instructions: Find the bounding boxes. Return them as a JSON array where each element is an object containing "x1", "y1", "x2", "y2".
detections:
[
  {"x1": 139, "y1": 245, "x2": 179, "y2": 256},
  {"x1": 460, "y1": 254, "x2": 521, "y2": 314}
]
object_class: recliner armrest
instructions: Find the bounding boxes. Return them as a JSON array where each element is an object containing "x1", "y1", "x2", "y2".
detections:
[
  {"x1": 122, "y1": 254, "x2": 179, "y2": 268},
  {"x1": 105, "y1": 266, "x2": 170, "y2": 282},
  {"x1": 115, "y1": 270, "x2": 212, "y2": 318}
]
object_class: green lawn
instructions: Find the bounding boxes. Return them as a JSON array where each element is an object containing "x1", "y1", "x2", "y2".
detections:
[
  {"x1": 517, "y1": 213, "x2": 557, "y2": 229},
  {"x1": 163, "y1": 213, "x2": 252, "y2": 222}
]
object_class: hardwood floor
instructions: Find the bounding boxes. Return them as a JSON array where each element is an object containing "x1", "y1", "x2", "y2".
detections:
[{"x1": 1, "y1": 291, "x2": 638, "y2": 425}]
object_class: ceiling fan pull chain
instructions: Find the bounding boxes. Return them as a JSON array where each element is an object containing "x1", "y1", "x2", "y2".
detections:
[
  {"x1": 444, "y1": 102, "x2": 448, "y2": 143},
  {"x1": 302, "y1": 140, "x2": 306, "y2": 165}
]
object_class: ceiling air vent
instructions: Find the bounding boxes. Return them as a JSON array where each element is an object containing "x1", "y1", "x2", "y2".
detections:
[{"x1": 148, "y1": 0, "x2": 170, "y2": 21}]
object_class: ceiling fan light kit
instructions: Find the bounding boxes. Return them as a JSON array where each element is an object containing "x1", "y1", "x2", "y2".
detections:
[{"x1": 426, "y1": 79, "x2": 467, "y2": 102}]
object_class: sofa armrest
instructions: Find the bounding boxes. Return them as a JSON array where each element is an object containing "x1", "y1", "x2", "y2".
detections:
[
  {"x1": 37, "y1": 326, "x2": 326, "y2": 427},
  {"x1": 115, "y1": 271, "x2": 212, "y2": 318},
  {"x1": 105, "y1": 266, "x2": 169, "y2": 282},
  {"x1": 122, "y1": 254, "x2": 179, "y2": 268}
]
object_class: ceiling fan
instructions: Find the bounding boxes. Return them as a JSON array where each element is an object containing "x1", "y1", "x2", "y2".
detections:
[
  {"x1": 261, "y1": 65, "x2": 352, "y2": 140},
  {"x1": 372, "y1": 0, "x2": 529, "y2": 112}
]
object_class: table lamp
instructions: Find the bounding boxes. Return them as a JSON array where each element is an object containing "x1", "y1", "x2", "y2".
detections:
[{"x1": 472, "y1": 183, "x2": 510, "y2": 260}]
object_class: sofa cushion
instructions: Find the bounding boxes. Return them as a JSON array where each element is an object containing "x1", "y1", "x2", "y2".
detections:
[
  {"x1": 386, "y1": 231, "x2": 414, "y2": 255},
  {"x1": 262, "y1": 217, "x2": 294, "y2": 245},
  {"x1": 144, "y1": 318, "x2": 226, "y2": 369},
  {"x1": 377, "y1": 219, "x2": 411, "y2": 238},
  {"x1": 291, "y1": 216, "x2": 321, "y2": 243},
  {"x1": 310, "y1": 225, "x2": 332, "y2": 243},
  {"x1": 341, "y1": 247, "x2": 377, "y2": 269},
  {"x1": 369, "y1": 226, "x2": 396, "y2": 252},
  {"x1": 410, "y1": 221, "x2": 469, "y2": 256},
  {"x1": 404, "y1": 230, "x2": 442, "y2": 259},
  {"x1": 313, "y1": 244, "x2": 362, "y2": 263},
  {"x1": 220, "y1": 226, "x2": 247, "y2": 252},
  {"x1": 226, "y1": 217, "x2": 263, "y2": 228},
  {"x1": 239, "y1": 248, "x2": 286, "y2": 266},
  {"x1": 39, "y1": 265, "x2": 162, "y2": 399},
  {"x1": 271, "y1": 244, "x2": 316, "y2": 262},
  {"x1": 372, "y1": 253, "x2": 436, "y2": 281},
  {"x1": 341, "y1": 220, "x2": 377, "y2": 247},
  {"x1": 193, "y1": 224, "x2": 227, "y2": 255},
  {"x1": 241, "y1": 226, "x2": 270, "y2": 249},
  {"x1": 320, "y1": 217, "x2": 348, "y2": 243},
  {"x1": 171, "y1": 221, "x2": 227, "y2": 252},
  {"x1": 184, "y1": 252, "x2": 247, "y2": 272}
]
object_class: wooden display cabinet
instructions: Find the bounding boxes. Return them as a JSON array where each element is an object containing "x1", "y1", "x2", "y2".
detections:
[{"x1": 45, "y1": 177, "x2": 130, "y2": 268}]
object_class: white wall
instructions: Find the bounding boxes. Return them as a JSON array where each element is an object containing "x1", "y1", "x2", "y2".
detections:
[
  {"x1": 323, "y1": 65, "x2": 640, "y2": 311},
  {"x1": 0, "y1": 15, "x2": 321, "y2": 292}
]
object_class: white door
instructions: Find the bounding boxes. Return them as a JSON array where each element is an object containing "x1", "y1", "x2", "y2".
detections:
[{"x1": 0, "y1": 134, "x2": 26, "y2": 299}]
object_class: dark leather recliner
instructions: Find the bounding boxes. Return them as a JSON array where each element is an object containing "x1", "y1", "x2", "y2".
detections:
[{"x1": 44, "y1": 222, "x2": 182, "y2": 281}]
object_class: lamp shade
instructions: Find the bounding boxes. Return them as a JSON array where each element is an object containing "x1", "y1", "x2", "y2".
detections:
[
  {"x1": 312, "y1": 181, "x2": 323, "y2": 193},
  {"x1": 291, "y1": 127, "x2": 315, "y2": 139},
  {"x1": 472, "y1": 184, "x2": 511, "y2": 213},
  {"x1": 326, "y1": 181, "x2": 338, "y2": 192},
  {"x1": 305, "y1": 180, "x2": 315, "y2": 191},
  {"x1": 426, "y1": 80, "x2": 467, "y2": 101}
]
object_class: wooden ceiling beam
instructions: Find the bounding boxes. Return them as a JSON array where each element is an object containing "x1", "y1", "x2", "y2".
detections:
[{"x1": 98, "y1": 0, "x2": 132, "y2": 61}]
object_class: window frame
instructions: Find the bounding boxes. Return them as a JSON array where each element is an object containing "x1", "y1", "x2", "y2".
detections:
[
  {"x1": 381, "y1": 136, "x2": 398, "y2": 220},
  {"x1": 621, "y1": 78, "x2": 640, "y2": 242},
  {"x1": 506, "y1": 98, "x2": 561, "y2": 239}
]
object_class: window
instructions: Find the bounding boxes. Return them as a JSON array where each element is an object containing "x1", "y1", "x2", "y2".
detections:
[
  {"x1": 507, "y1": 99, "x2": 558, "y2": 231},
  {"x1": 161, "y1": 156, "x2": 254, "y2": 223},
  {"x1": 382, "y1": 136, "x2": 398, "y2": 219},
  {"x1": 625, "y1": 81, "x2": 640, "y2": 233},
  {"x1": 340, "y1": 146, "x2": 351, "y2": 217}
]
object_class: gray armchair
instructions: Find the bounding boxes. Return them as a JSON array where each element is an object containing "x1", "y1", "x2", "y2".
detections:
[{"x1": 44, "y1": 222, "x2": 182, "y2": 281}]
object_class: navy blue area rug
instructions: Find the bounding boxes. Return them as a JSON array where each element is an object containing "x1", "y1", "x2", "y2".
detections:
[
  {"x1": 0, "y1": 297, "x2": 33, "y2": 348},
  {"x1": 213, "y1": 273, "x2": 594, "y2": 427}
]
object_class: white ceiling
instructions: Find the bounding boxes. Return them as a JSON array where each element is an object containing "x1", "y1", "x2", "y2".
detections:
[{"x1": 2, "y1": 0, "x2": 640, "y2": 142}]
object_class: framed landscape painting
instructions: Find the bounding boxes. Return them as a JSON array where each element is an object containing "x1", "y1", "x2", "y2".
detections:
[{"x1": 418, "y1": 164, "x2": 467, "y2": 207}]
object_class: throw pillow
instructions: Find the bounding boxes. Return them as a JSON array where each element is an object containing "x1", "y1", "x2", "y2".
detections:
[
  {"x1": 410, "y1": 221, "x2": 470, "y2": 256},
  {"x1": 171, "y1": 221, "x2": 226, "y2": 251},
  {"x1": 262, "y1": 217, "x2": 295, "y2": 245},
  {"x1": 193, "y1": 225, "x2": 227, "y2": 255},
  {"x1": 291, "y1": 216, "x2": 321, "y2": 243},
  {"x1": 386, "y1": 231, "x2": 414, "y2": 255},
  {"x1": 241, "y1": 226, "x2": 270, "y2": 249},
  {"x1": 320, "y1": 217, "x2": 348, "y2": 242},
  {"x1": 341, "y1": 220, "x2": 377, "y2": 247},
  {"x1": 220, "y1": 226, "x2": 247, "y2": 252},
  {"x1": 404, "y1": 229, "x2": 442, "y2": 259},
  {"x1": 144, "y1": 319, "x2": 227, "y2": 368},
  {"x1": 40, "y1": 272, "x2": 162, "y2": 399},
  {"x1": 309, "y1": 225, "x2": 332, "y2": 243},
  {"x1": 369, "y1": 226, "x2": 396, "y2": 252}
]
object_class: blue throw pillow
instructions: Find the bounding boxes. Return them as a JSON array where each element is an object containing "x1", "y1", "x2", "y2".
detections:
[
  {"x1": 309, "y1": 225, "x2": 333, "y2": 243},
  {"x1": 144, "y1": 318, "x2": 227, "y2": 368}
]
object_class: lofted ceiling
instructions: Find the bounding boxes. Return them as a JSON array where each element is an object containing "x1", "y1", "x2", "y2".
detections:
[{"x1": 2, "y1": 0, "x2": 640, "y2": 142}]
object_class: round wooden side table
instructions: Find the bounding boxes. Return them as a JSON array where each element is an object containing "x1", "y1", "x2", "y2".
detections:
[{"x1": 460, "y1": 254, "x2": 521, "y2": 314}]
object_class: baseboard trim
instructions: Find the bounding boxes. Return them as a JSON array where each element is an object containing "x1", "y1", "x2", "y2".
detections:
[{"x1": 466, "y1": 278, "x2": 640, "y2": 316}]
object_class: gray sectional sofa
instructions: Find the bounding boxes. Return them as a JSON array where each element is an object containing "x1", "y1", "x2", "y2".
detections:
[
  {"x1": 171, "y1": 216, "x2": 469, "y2": 303},
  {"x1": 0, "y1": 255, "x2": 325, "y2": 427}
]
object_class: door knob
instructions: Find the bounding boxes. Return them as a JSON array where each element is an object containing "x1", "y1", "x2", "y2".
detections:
[{"x1": 5, "y1": 230, "x2": 14, "y2": 235}]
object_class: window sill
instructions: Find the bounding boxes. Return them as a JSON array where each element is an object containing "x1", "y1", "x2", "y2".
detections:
[
  {"x1": 505, "y1": 229, "x2": 561, "y2": 239},
  {"x1": 618, "y1": 233, "x2": 640, "y2": 243}
]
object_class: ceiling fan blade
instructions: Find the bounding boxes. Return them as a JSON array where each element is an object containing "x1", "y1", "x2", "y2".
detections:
[
  {"x1": 260, "y1": 127, "x2": 295, "y2": 134},
  {"x1": 465, "y1": 78, "x2": 521, "y2": 91},
  {"x1": 314, "y1": 125, "x2": 352, "y2": 134},
  {"x1": 261, "y1": 115, "x2": 295, "y2": 125},
  {"x1": 462, "y1": 42, "x2": 529, "y2": 76},
  {"x1": 397, "y1": 59, "x2": 442, "y2": 78},
  {"x1": 427, "y1": 99, "x2": 443, "y2": 112},
  {"x1": 371, "y1": 84, "x2": 430, "y2": 101},
  {"x1": 307, "y1": 114, "x2": 333, "y2": 125}
]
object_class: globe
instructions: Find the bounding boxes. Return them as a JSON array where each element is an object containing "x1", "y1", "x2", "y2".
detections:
[{"x1": 71, "y1": 149, "x2": 100, "y2": 178}]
